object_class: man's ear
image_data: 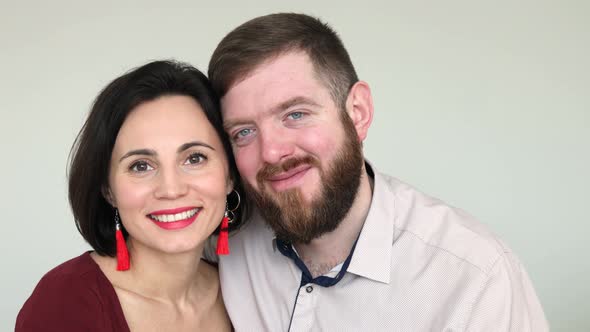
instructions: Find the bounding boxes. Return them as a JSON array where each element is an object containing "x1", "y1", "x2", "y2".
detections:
[
  {"x1": 345, "y1": 81, "x2": 374, "y2": 142},
  {"x1": 101, "y1": 186, "x2": 116, "y2": 207}
]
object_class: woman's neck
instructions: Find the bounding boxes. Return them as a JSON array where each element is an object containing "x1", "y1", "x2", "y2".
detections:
[{"x1": 114, "y1": 240, "x2": 206, "y2": 306}]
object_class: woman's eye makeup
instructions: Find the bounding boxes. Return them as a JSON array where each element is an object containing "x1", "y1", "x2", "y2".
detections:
[
  {"x1": 123, "y1": 152, "x2": 208, "y2": 174},
  {"x1": 184, "y1": 152, "x2": 207, "y2": 165},
  {"x1": 129, "y1": 160, "x2": 153, "y2": 173}
]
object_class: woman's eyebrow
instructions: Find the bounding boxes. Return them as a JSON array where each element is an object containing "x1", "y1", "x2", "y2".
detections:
[
  {"x1": 119, "y1": 149, "x2": 156, "y2": 162},
  {"x1": 118, "y1": 142, "x2": 215, "y2": 162},
  {"x1": 178, "y1": 141, "x2": 215, "y2": 153}
]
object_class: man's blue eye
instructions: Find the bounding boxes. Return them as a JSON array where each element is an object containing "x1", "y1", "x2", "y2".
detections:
[
  {"x1": 237, "y1": 128, "x2": 253, "y2": 138},
  {"x1": 289, "y1": 112, "x2": 303, "y2": 120}
]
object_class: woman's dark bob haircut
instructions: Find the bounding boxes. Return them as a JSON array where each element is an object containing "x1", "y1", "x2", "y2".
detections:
[{"x1": 68, "y1": 60, "x2": 246, "y2": 257}]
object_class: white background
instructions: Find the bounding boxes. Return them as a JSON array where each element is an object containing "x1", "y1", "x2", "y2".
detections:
[{"x1": 1, "y1": 1, "x2": 588, "y2": 330}]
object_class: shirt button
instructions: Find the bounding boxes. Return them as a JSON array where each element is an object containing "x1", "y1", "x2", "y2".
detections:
[{"x1": 306, "y1": 285, "x2": 314, "y2": 293}]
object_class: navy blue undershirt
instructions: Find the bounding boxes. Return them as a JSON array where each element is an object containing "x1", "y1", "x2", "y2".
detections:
[{"x1": 276, "y1": 237, "x2": 359, "y2": 287}]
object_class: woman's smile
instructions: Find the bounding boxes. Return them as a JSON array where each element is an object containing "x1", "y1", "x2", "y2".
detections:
[{"x1": 147, "y1": 206, "x2": 201, "y2": 230}]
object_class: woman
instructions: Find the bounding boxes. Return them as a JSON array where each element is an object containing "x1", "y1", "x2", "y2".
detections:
[{"x1": 16, "y1": 60, "x2": 244, "y2": 331}]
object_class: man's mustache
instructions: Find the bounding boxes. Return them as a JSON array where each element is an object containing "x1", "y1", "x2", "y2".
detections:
[{"x1": 256, "y1": 155, "x2": 320, "y2": 184}]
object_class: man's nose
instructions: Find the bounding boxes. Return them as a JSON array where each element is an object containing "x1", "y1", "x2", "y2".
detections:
[{"x1": 259, "y1": 129, "x2": 295, "y2": 165}]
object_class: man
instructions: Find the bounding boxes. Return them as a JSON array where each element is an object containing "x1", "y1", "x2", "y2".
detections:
[{"x1": 204, "y1": 13, "x2": 548, "y2": 331}]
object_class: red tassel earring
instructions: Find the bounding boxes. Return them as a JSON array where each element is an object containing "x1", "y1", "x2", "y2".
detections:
[
  {"x1": 216, "y1": 190, "x2": 240, "y2": 255},
  {"x1": 115, "y1": 210, "x2": 130, "y2": 271},
  {"x1": 216, "y1": 213, "x2": 230, "y2": 255}
]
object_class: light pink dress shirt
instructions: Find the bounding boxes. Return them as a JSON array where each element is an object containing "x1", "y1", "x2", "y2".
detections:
[{"x1": 205, "y1": 166, "x2": 548, "y2": 331}]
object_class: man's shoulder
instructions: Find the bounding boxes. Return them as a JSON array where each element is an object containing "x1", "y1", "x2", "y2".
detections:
[
  {"x1": 377, "y1": 171, "x2": 509, "y2": 275},
  {"x1": 228, "y1": 209, "x2": 273, "y2": 240}
]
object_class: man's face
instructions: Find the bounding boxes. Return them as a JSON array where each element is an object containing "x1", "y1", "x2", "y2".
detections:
[{"x1": 221, "y1": 51, "x2": 364, "y2": 243}]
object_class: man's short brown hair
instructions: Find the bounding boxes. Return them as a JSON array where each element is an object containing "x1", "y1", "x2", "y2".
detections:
[{"x1": 208, "y1": 13, "x2": 359, "y2": 110}]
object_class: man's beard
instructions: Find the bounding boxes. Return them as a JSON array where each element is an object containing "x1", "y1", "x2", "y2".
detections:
[{"x1": 244, "y1": 113, "x2": 364, "y2": 244}]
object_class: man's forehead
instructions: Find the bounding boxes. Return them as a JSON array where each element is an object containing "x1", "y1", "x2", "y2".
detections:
[
  {"x1": 226, "y1": 51, "x2": 314, "y2": 92},
  {"x1": 223, "y1": 54, "x2": 322, "y2": 101},
  {"x1": 219, "y1": 51, "x2": 334, "y2": 129}
]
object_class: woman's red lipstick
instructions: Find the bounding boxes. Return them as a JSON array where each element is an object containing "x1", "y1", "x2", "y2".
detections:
[{"x1": 147, "y1": 206, "x2": 200, "y2": 230}]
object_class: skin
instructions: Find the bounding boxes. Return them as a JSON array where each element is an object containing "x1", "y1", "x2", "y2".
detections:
[
  {"x1": 92, "y1": 95, "x2": 232, "y2": 331},
  {"x1": 222, "y1": 51, "x2": 376, "y2": 277}
]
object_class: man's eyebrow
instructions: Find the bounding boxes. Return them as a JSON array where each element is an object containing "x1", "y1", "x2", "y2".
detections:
[
  {"x1": 223, "y1": 96, "x2": 320, "y2": 130},
  {"x1": 178, "y1": 141, "x2": 215, "y2": 152},
  {"x1": 119, "y1": 149, "x2": 156, "y2": 162},
  {"x1": 273, "y1": 96, "x2": 320, "y2": 113}
]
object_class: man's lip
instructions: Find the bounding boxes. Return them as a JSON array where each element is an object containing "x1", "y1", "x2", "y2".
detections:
[
  {"x1": 148, "y1": 206, "x2": 198, "y2": 216},
  {"x1": 267, "y1": 165, "x2": 312, "y2": 182}
]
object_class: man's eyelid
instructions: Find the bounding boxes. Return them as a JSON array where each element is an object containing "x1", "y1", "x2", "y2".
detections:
[
  {"x1": 283, "y1": 109, "x2": 311, "y2": 122},
  {"x1": 284, "y1": 103, "x2": 315, "y2": 116},
  {"x1": 232, "y1": 126, "x2": 256, "y2": 138},
  {"x1": 288, "y1": 110, "x2": 305, "y2": 118},
  {"x1": 224, "y1": 117, "x2": 254, "y2": 132}
]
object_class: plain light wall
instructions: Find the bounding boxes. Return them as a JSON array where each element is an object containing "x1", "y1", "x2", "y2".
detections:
[{"x1": 1, "y1": 1, "x2": 588, "y2": 330}]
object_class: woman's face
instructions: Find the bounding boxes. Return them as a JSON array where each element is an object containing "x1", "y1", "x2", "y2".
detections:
[{"x1": 107, "y1": 95, "x2": 232, "y2": 255}]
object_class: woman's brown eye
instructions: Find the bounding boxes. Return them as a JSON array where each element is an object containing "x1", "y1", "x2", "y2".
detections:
[
  {"x1": 186, "y1": 153, "x2": 206, "y2": 165},
  {"x1": 130, "y1": 161, "x2": 152, "y2": 172}
]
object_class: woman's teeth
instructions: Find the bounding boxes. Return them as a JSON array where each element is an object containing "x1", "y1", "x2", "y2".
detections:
[{"x1": 149, "y1": 209, "x2": 199, "y2": 223}]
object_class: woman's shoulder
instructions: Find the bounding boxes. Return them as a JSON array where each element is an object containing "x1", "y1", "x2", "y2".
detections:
[
  {"x1": 23, "y1": 252, "x2": 100, "y2": 296},
  {"x1": 16, "y1": 252, "x2": 127, "y2": 331},
  {"x1": 42, "y1": 251, "x2": 98, "y2": 278},
  {"x1": 26, "y1": 252, "x2": 105, "y2": 296}
]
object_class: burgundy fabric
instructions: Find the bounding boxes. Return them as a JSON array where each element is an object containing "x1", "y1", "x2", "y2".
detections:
[{"x1": 16, "y1": 252, "x2": 130, "y2": 332}]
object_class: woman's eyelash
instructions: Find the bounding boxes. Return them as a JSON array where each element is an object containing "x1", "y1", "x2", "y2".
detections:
[
  {"x1": 186, "y1": 152, "x2": 207, "y2": 164},
  {"x1": 129, "y1": 160, "x2": 153, "y2": 172},
  {"x1": 126, "y1": 152, "x2": 208, "y2": 172}
]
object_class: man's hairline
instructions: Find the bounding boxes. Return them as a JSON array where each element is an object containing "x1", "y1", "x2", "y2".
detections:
[{"x1": 219, "y1": 48, "x2": 344, "y2": 111}]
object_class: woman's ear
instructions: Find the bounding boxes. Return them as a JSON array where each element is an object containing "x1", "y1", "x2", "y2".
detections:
[
  {"x1": 102, "y1": 186, "x2": 116, "y2": 207},
  {"x1": 226, "y1": 178, "x2": 234, "y2": 196},
  {"x1": 345, "y1": 81, "x2": 374, "y2": 142}
]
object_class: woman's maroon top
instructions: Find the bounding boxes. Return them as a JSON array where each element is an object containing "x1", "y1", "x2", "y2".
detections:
[{"x1": 16, "y1": 252, "x2": 130, "y2": 331}]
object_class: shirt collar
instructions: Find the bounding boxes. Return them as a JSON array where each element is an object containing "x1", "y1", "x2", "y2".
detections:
[{"x1": 346, "y1": 161, "x2": 395, "y2": 284}]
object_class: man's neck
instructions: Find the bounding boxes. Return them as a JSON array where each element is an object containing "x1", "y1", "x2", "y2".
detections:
[{"x1": 294, "y1": 166, "x2": 374, "y2": 278}]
